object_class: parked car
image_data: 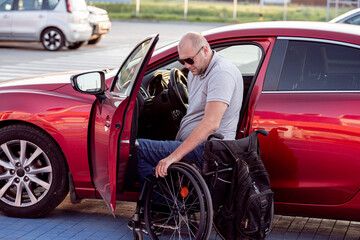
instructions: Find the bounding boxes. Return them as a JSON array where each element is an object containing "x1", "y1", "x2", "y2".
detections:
[
  {"x1": 0, "y1": 21, "x2": 359, "y2": 221},
  {"x1": 87, "y1": 5, "x2": 111, "y2": 45},
  {"x1": 0, "y1": 0, "x2": 92, "y2": 51},
  {"x1": 330, "y1": 8, "x2": 360, "y2": 25}
]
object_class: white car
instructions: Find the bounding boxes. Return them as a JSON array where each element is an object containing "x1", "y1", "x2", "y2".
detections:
[
  {"x1": 330, "y1": 8, "x2": 360, "y2": 25},
  {"x1": 87, "y1": 5, "x2": 111, "y2": 45},
  {"x1": 0, "y1": 0, "x2": 92, "y2": 51}
]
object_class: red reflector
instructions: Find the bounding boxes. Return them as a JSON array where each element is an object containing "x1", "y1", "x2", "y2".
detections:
[{"x1": 180, "y1": 187, "x2": 188, "y2": 198}]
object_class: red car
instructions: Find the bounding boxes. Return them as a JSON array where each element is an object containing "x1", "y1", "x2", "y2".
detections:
[{"x1": 0, "y1": 21, "x2": 359, "y2": 221}]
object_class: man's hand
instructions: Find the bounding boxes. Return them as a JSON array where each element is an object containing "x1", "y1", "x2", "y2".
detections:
[
  {"x1": 155, "y1": 156, "x2": 177, "y2": 178},
  {"x1": 155, "y1": 101, "x2": 228, "y2": 178}
]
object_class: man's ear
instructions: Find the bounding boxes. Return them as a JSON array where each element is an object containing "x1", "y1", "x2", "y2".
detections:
[{"x1": 203, "y1": 45, "x2": 210, "y2": 56}]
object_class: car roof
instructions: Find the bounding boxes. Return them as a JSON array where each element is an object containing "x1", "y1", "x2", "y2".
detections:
[
  {"x1": 330, "y1": 8, "x2": 360, "y2": 23},
  {"x1": 203, "y1": 21, "x2": 360, "y2": 44},
  {"x1": 149, "y1": 21, "x2": 360, "y2": 66}
]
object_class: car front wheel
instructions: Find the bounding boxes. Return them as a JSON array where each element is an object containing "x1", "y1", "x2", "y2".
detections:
[
  {"x1": 0, "y1": 124, "x2": 68, "y2": 218},
  {"x1": 41, "y1": 28, "x2": 65, "y2": 51}
]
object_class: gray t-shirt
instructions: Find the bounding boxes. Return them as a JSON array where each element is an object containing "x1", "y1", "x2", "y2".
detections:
[{"x1": 176, "y1": 51, "x2": 244, "y2": 141}]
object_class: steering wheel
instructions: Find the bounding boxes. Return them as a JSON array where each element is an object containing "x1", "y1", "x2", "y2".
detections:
[{"x1": 168, "y1": 68, "x2": 188, "y2": 112}]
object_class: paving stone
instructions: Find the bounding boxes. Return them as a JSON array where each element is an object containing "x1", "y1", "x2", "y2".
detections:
[
  {"x1": 298, "y1": 217, "x2": 322, "y2": 240},
  {"x1": 313, "y1": 219, "x2": 337, "y2": 240},
  {"x1": 0, "y1": 196, "x2": 359, "y2": 239},
  {"x1": 344, "y1": 222, "x2": 360, "y2": 240},
  {"x1": 273, "y1": 215, "x2": 295, "y2": 229},
  {"x1": 329, "y1": 220, "x2": 350, "y2": 240}
]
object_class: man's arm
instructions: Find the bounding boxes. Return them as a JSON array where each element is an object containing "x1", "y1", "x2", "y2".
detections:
[{"x1": 155, "y1": 101, "x2": 228, "y2": 178}]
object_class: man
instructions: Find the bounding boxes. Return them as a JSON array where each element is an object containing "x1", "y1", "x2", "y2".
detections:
[{"x1": 137, "y1": 32, "x2": 244, "y2": 182}]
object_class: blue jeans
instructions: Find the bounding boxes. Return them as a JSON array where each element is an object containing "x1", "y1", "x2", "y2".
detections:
[{"x1": 137, "y1": 138, "x2": 205, "y2": 186}]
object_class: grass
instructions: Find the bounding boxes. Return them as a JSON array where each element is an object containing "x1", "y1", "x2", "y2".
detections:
[{"x1": 87, "y1": 0, "x2": 353, "y2": 23}]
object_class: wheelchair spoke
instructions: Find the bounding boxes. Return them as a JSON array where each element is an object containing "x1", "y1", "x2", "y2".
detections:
[
  {"x1": 145, "y1": 164, "x2": 209, "y2": 240},
  {"x1": 178, "y1": 212, "x2": 197, "y2": 239},
  {"x1": 153, "y1": 186, "x2": 175, "y2": 206},
  {"x1": 164, "y1": 175, "x2": 180, "y2": 208},
  {"x1": 170, "y1": 171, "x2": 178, "y2": 202},
  {"x1": 176, "y1": 171, "x2": 183, "y2": 200}
]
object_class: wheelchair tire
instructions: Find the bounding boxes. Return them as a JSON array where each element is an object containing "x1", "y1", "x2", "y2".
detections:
[
  {"x1": 144, "y1": 165, "x2": 206, "y2": 239},
  {"x1": 172, "y1": 162, "x2": 213, "y2": 240}
]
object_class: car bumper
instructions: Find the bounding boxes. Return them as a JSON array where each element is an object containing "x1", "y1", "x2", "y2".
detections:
[
  {"x1": 91, "y1": 21, "x2": 111, "y2": 38},
  {"x1": 67, "y1": 24, "x2": 92, "y2": 43}
]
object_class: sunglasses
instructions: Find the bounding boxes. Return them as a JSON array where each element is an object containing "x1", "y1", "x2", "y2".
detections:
[{"x1": 178, "y1": 46, "x2": 203, "y2": 65}]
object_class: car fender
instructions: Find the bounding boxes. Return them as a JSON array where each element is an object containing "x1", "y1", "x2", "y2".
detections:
[
  {"x1": 40, "y1": 18, "x2": 69, "y2": 42},
  {"x1": 0, "y1": 90, "x2": 95, "y2": 195}
]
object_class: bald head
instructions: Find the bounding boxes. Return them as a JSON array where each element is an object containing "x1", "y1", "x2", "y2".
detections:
[
  {"x1": 178, "y1": 32, "x2": 210, "y2": 52},
  {"x1": 177, "y1": 32, "x2": 213, "y2": 75}
]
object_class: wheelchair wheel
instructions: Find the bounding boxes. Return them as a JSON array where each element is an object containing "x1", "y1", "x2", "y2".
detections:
[
  {"x1": 172, "y1": 162, "x2": 213, "y2": 240},
  {"x1": 144, "y1": 165, "x2": 206, "y2": 239}
]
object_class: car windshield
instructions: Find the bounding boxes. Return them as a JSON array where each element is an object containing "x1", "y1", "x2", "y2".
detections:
[{"x1": 112, "y1": 39, "x2": 153, "y2": 96}]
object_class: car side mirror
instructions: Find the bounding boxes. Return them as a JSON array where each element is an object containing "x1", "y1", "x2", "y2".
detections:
[{"x1": 71, "y1": 71, "x2": 105, "y2": 95}]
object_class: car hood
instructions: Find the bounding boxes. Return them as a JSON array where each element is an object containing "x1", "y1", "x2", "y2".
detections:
[
  {"x1": 0, "y1": 71, "x2": 81, "y2": 91},
  {"x1": 88, "y1": 5, "x2": 108, "y2": 15},
  {"x1": 0, "y1": 69, "x2": 117, "y2": 100}
]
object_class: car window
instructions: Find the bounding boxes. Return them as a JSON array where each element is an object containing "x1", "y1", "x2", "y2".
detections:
[
  {"x1": 216, "y1": 44, "x2": 262, "y2": 76},
  {"x1": 0, "y1": 0, "x2": 13, "y2": 11},
  {"x1": 277, "y1": 41, "x2": 360, "y2": 91},
  {"x1": 158, "y1": 44, "x2": 263, "y2": 77},
  {"x1": 46, "y1": 0, "x2": 59, "y2": 10},
  {"x1": 17, "y1": 0, "x2": 43, "y2": 10},
  {"x1": 345, "y1": 14, "x2": 360, "y2": 25},
  {"x1": 112, "y1": 39, "x2": 153, "y2": 96}
]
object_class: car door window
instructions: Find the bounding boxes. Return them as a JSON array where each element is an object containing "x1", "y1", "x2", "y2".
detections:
[
  {"x1": 46, "y1": 0, "x2": 59, "y2": 9},
  {"x1": 17, "y1": 0, "x2": 43, "y2": 10},
  {"x1": 277, "y1": 41, "x2": 360, "y2": 91},
  {"x1": 0, "y1": 0, "x2": 13, "y2": 11},
  {"x1": 216, "y1": 44, "x2": 262, "y2": 76},
  {"x1": 112, "y1": 40, "x2": 153, "y2": 96}
]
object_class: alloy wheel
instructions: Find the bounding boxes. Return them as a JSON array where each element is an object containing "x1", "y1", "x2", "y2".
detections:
[{"x1": 0, "y1": 140, "x2": 52, "y2": 207}]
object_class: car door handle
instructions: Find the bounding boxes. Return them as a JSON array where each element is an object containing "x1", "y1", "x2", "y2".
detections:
[
  {"x1": 104, "y1": 116, "x2": 111, "y2": 132},
  {"x1": 38, "y1": 14, "x2": 45, "y2": 19},
  {"x1": 3, "y1": 15, "x2": 10, "y2": 19},
  {"x1": 105, "y1": 119, "x2": 111, "y2": 128}
]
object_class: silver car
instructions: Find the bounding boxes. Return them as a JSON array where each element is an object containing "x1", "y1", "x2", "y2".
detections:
[
  {"x1": 330, "y1": 8, "x2": 360, "y2": 25},
  {"x1": 88, "y1": 5, "x2": 111, "y2": 45},
  {"x1": 0, "y1": 0, "x2": 92, "y2": 51}
]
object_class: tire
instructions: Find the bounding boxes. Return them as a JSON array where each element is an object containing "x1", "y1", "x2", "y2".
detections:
[
  {"x1": 67, "y1": 41, "x2": 84, "y2": 50},
  {"x1": 88, "y1": 35, "x2": 102, "y2": 45},
  {"x1": 144, "y1": 165, "x2": 206, "y2": 240},
  {"x1": 172, "y1": 162, "x2": 213, "y2": 240},
  {"x1": 41, "y1": 28, "x2": 65, "y2": 51},
  {"x1": 0, "y1": 124, "x2": 69, "y2": 218}
]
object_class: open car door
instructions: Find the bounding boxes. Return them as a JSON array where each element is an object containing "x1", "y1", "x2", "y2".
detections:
[{"x1": 90, "y1": 34, "x2": 159, "y2": 216}]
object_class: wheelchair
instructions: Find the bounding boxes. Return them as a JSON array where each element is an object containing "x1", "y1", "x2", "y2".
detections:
[{"x1": 130, "y1": 161, "x2": 214, "y2": 240}]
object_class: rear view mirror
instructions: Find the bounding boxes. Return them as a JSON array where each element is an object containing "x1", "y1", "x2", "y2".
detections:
[{"x1": 71, "y1": 71, "x2": 105, "y2": 95}]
